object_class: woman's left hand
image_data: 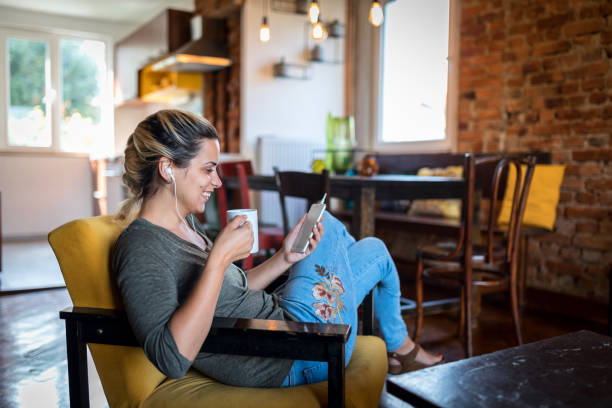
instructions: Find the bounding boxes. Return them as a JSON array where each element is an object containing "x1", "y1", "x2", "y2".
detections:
[{"x1": 282, "y1": 214, "x2": 324, "y2": 265}]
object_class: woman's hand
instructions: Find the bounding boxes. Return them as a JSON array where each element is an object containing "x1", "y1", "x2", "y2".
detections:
[
  {"x1": 281, "y1": 214, "x2": 324, "y2": 265},
  {"x1": 210, "y1": 215, "x2": 254, "y2": 265}
]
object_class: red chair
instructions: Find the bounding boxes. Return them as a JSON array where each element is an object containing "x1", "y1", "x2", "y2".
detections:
[{"x1": 217, "y1": 161, "x2": 285, "y2": 269}]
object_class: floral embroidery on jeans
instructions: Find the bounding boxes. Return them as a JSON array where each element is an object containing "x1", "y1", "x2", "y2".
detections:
[{"x1": 312, "y1": 264, "x2": 346, "y2": 323}]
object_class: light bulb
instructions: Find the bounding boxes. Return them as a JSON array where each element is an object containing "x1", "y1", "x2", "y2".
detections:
[
  {"x1": 259, "y1": 17, "x2": 270, "y2": 42},
  {"x1": 308, "y1": 0, "x2": 320, "y2": 24},
  {"x1": 369, "y1": 1, "x2": 384, "y2": 27},
  {"x1": 311, "y1": 21, "x2": 327, "y2": 41}
]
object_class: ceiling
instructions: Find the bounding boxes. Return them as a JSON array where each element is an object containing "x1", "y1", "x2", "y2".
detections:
[{"x1": 0, "y1": 0, "x2": 194, "y2": 24}]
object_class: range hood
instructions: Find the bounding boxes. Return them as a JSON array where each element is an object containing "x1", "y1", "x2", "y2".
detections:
[{"x1": 149, "y1": 18, "x2": 231, "y2": 72}]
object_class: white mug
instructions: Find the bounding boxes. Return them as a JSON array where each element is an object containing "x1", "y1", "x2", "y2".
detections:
[{"x1": 226, "y1": 209, "x2": 259, "y2": 254}]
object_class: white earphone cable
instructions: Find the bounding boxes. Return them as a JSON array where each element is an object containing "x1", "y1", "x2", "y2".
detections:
[{"x1": 171, "y1": 175, "x2": 199, "y2": 243}]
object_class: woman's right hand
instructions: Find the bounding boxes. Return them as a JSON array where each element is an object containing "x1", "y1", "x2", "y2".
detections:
[{"x1": 210, "y1": 215, "x2": 254, "y2": 265}]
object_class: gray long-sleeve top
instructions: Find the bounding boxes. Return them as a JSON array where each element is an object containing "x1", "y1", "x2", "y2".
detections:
[{"x1": 112, "y1": 218, "x2": 293, "y2": 387}]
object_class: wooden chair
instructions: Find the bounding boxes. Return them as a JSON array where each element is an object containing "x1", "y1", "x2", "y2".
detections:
[
  {"x1": 48, "y1": 215, "x2": 388, "y2": 408},
  {"x1": 217, "y1": 160, "x2": 285, "y2": 269},
  {"x1": 414, "y1": 154, "x2": 536, "y2": 357},
  {"x1": 274, "y1": 169, "x2": 330, "y2": 235}
]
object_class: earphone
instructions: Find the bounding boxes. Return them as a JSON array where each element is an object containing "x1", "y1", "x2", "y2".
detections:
[{"x1": 165, "y1": 166, "x2": 174, "y2": 180}]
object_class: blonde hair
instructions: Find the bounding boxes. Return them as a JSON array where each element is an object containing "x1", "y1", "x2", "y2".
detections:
[{"x1": 116, "y1": 109, "x2": 218, "y2": 223}]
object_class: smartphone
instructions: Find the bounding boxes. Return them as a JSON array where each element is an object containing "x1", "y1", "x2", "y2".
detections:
[{"x1": 290, "y1": 194, "x2": 327, "y2": 253}]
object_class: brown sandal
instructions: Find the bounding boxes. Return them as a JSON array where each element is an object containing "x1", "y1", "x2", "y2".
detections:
[{"x1": 387, "y1": 345, "x2": 444, "y2": 375}]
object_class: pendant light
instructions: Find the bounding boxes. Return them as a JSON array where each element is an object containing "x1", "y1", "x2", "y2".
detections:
[
  {"x1": 259, "y1": 0, "x2": 271, "y2": 42},
  {"x1": 308, "y1": 0, "x2": 320, "y2": 24},
  {"x1": 311, "y1": 15, "x2": 328, "y2": 41},
  {"x1": 369, "y1": 0, "x2": 384, "y2": 27}
]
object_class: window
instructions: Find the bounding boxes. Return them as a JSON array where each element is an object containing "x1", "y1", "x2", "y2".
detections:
[
  {"x1": 374, "y1": 0, "x2": 458, "y2": 151},
  {"x1": 1, "y1": 28, "x2": 112, "y2": 155}
]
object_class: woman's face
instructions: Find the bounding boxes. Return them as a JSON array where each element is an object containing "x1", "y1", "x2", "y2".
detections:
[{"x1": 175, "y1": 138, "x2": 222, "y2": 215}]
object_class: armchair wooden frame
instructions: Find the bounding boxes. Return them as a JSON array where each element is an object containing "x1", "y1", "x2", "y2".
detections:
[{"x1": 60, "y1": 297, "x2": 373, "y2": 408}]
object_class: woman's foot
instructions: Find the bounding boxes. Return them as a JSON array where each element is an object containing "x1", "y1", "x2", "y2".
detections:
[{"x1": 388, "y1": 341, "x2": 443, "y2": 374}]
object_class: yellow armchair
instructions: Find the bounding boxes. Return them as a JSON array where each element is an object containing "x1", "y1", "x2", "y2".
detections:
[{"x1": 49, "y1": 215, "x2": 387, "y2": 408}]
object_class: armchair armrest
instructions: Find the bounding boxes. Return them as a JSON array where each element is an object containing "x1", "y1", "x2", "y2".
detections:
[{"x1": 60, "y1": 307, "x2": 351, "y2": 408}]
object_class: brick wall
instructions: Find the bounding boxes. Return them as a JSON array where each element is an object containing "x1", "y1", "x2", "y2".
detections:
[{"x1": 459, "y1": 0, "x2": 611, "y2": 301}]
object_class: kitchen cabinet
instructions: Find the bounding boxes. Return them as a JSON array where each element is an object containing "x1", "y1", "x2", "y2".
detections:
[{"x1": 114, "y1": 9, "x2": 193, "y2": 103}]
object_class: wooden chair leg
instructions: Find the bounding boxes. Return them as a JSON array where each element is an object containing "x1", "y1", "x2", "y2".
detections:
[
  {"x1": 414, "y1": 256, "x2": 424, "y2": 343},
  {"x1": 510, "y1": 263, "x2": 523, "y2": 345},
  {"x1": 327, "y1": 342, "x2": 345, "y2": 408},
  {"x1": 65, "y1": 319, "x2": 90, "y2": 408},
  {"x1": 457, "y1": 286, "x2": 465, "y2": 338},
  {"x1": 464, "y1": 273, "x2": 473, "y2": 358}
]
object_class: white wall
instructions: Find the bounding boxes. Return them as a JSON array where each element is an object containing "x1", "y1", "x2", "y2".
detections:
[
  {"x1": 0, "y1": 154, "x2": 92, "y2": 237},
  {"x1": 241, "y1": 0, "x2": 346, "y2": 166}
]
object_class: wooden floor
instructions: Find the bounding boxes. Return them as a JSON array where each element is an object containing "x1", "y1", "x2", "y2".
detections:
[{"x1": 1, "y1": 287, "x2": 607, "y2": 408}]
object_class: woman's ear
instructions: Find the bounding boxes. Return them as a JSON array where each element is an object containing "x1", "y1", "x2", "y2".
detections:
[{"x1": 158, "y1": 157, "x2": 172, "y2": 184}]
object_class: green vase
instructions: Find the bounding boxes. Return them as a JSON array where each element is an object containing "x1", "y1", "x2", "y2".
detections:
[{"x1": 326, "y1": 113, "x2": 355, "y2": 174}]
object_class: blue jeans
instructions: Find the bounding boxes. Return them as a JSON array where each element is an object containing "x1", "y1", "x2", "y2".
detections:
[{"x1": 277, "y1": 212, "x2": 408, "y2": 387}]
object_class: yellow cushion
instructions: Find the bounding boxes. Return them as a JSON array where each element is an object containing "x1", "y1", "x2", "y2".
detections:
[
  {"x1": 497, "y1": 164, "x2": 565, "y2": 230},
  {"x1": 49, "y1": 215, "x2": 167, "y2": 407},
  {"x1": 50, "y1": 216, "x2": 388, "y2": 407},
  {"x1": 144, "y1": 336, "x2": 387, "y2": 408},
  {"x1": 408, "y1": 166, "x2": 463, "y2": 219}
]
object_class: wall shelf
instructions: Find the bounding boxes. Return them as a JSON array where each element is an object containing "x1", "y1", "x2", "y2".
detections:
[{"x1": 273, "y1": 61, "x2": 312, "y2": 80}]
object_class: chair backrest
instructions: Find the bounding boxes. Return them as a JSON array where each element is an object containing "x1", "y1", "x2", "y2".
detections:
[
  {"x1": 274, "y1": 169, "x2": 330, "y2": 235},
  {"x1": 217, "y1": 160, "x2": 254, "y2": 228},
  {"x1": 478, "y1": 156, "x2": 536, "y2": 264},
  {"x1": 48, "y1": 215, "x2": 166, "y2": 407}
]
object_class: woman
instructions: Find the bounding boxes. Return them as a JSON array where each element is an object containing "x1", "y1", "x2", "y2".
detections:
[{"x1": 113, "y1": 109, "x2": 442, "y2": 388}]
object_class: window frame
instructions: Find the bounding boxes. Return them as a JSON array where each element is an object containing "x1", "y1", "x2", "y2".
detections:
[
  {"x1": 370, "y1": 0, "x2": 460, "y2": 153},
  {"x1": 0, "y1": 25, "x2": 113, "y2": 155}
]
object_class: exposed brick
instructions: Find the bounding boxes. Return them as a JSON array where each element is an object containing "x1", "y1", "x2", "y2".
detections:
[
  {"x1": 559, "y1": 246, "x2": 581, "y2": 260},
  {"x1": 568, "y1": 95, "x2": 586, "y2": 107},
  {"x1": 563, "y1": 135, "x2": 585, "y2": 147},
  {"x1": 576, "y1": 220, "x2": 598, "y2": 233},
  {"x1": 585, "y1": 177, "x2": 612, "y2": 190},
  {"x1": 572, "y1": 149, "x2": 612, "y2": 161},
  {"x1": 600, "y1": 192, "x2": 612, "y2": 206},
  {"x1": 576, "y1": 192, "x2": 596, "y2": 203},
  {"x1": 582, "y1": 249, "x2": 603, "y2": 263},
  {"x1": 589, "y1": 92, "x2": 608, "y2": 104},
  {"x1": 537, "y1": 13, "x2": 572, "y2": 31},
  {"x1": 581, "y1": 77, "x2": 605, "y2": 91},
  {"x1": 536, "y1": 233, "x2": 570, "y2": 245},
  {"x1": 573, "y1": 233, "x2": 612, "y2": 251},
  {"x1": 600, "y1": 221, "x2": 612, "y2": 234},
  {"x1": 565, "y1": 206, "x2": 608, "y2": 219},
  {"x1": 564, "y1": 18, "x2": 606, "y2": 36},
  {"x1": 533, "y1": 41, "x2": 571, "y2": 56},
  {"x1": 557, "y1": 109, "x2": 581, "y2": 120},
  {"x1": 560, "y1": 82, "x2": 579, "y2": 94},
  {"x1": 546, "y1": 260, "x2": 582, "y2": 276},
  {"x1": 545, "y1": 97, "x2": 565, "y2": 108},
  {"x1": 579, "y1": 163, "x2": 603, "y2": 176},
  {"x1": 585, "y1": 60, "x2": 609, "y2": 76},
  {"x1": 562, "y1": 177, "x2": 582, "y2": 190},
  {"x1": 532, "y1": 123, "x2": 569, "y2": 135}
]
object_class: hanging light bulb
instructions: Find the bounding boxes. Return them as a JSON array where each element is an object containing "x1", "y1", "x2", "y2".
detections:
[
  {"x1": 259, "y1": 16, "x2": 270, "y2": 42},
  {"x1": 308, "y1": 0, "x2": 320, "y2": 24},
  {"x1": 311, "y1": 19, "x2": 327, "y2": 41},
  {"x1": 369, "y1": 0, "x2": 384, "y2": 27}
]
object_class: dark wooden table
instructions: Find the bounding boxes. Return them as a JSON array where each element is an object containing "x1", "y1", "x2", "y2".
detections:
[
  {"x1": 242, "y1": 174, "x2": 465, "y2": 239},
  {"x1": 386, "y1": 330, "x2": 612, "y2": 408}
]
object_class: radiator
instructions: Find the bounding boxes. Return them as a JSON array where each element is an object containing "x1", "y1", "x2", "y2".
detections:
[{"x1": 255, "y1": 136, "x2": 324, "y2": 228}]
